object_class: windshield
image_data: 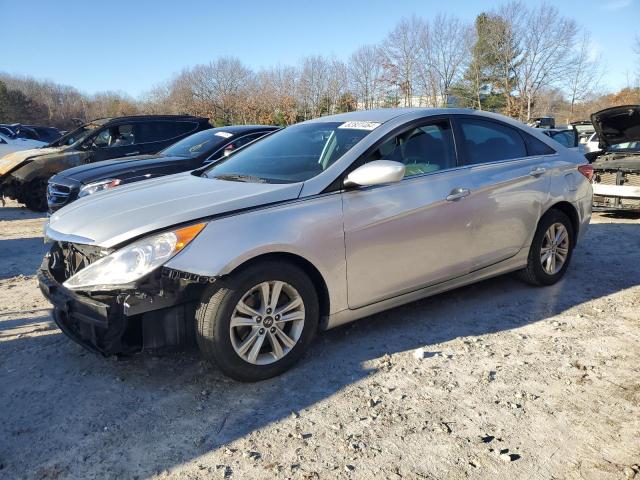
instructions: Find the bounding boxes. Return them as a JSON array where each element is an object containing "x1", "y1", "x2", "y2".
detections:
[
  {"x1": 49, "y1": 123, "x2": 99, "y2": 147},
  {"x1": 161, "y1": 129, "x2": 228, "y2": 158},
  {"x1": 203, "y1": 122, "x2": 373, "y2": 183},
  {"x1": 609, "y1": 141, "x2": 640, "y2": 152}
]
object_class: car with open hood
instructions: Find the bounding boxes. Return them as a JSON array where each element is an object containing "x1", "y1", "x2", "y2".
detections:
[
  {"x1": 588, "y1": 105, "x2": 640, "y2": 211},
  {"x1": 0, "y1": 115, "x2": 211, "y2": 211},
  {"x1": 39, "y1": 108, "x2": 592, "y2": 381},
  {"x1": 46, "y1": 125, "x2": 279, "y2": 212}
]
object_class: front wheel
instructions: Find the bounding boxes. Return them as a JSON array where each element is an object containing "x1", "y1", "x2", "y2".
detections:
[
  {"x1": 517, "y1": 209, "x2": 574, "y2": 286},
  {"x1": 195, "y1": 261, "x2": 319, "y2": 381},
  {"x1": 24, "y1": 177, "x2": 48, "y2": 212}
]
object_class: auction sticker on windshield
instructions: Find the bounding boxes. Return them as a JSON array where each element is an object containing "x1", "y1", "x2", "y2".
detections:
[
  {"x1": 338, "y1": 121, "x2": 381, "y2": 130},
  {"x1": 215, "y1": 132, "x2": 233, "y2": 138}
]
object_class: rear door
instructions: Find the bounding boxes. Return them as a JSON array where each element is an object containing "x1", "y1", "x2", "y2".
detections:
[
  {"x1": 342, "y1": 117, "x2": 478, "y2": 309},
  {"x1": 452, "y1": 116, "x2": 554, "y2": 271},
  {"x1": 134, "y1": 120, "x2": 199, "y2": 154}
]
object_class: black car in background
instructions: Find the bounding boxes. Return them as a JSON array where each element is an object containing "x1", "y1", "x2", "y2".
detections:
[
  {"x1": 0, "y1": 115, "x2": 211, "y2": 211},
  {"x1": 0, "y1": 124, "x2": 62, "y2": 143},
  {"x1": 47, "y1": 125, "x2": 279, "y2": 212}
]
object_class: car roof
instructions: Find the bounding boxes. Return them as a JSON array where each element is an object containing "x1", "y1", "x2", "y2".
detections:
[
  {"x1": 210, "y1": 125, "x2": 280, "y2": 133},
  {"x1": 303, "y1": 108, "x2": 486, "y2": 125},
  {"x1": 86, "y1": 115, "x2": 210, "y2": 126}
]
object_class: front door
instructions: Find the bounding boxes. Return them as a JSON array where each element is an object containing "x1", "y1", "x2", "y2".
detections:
[
  {"x1": 342, "y1": 118, "x2": 476, "y2": 309},
  {"x1": 90, "y1": 123, "x2": 139, "y2": 163}
]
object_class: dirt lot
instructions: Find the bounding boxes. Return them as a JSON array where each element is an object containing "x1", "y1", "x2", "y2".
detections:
[{"x1": 0, "y1": 199, "x2": 639, "y2": 480}]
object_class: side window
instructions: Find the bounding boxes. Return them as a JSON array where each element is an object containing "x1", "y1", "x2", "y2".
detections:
[
  {"x1": 93, "y1": 125, "x2": 135, "y2": 148},
  {"x1": 458, "y1": 118, "x2": 527, "y2": 164},
  {"x1": 523, "y1": 133, "x2": 556, "y2": 155},
  {"x1": 135, "y1": 121, "x2": 197, "y2": 144},
  {"x1": 553, "y1": 131, "x2": 574, "y2": 148},
  {"x1": 363, "y1": 120, "x2": 457, "y2": 177},
  {"x1": 230, "y1": 132, "x2": 265, "y2": 150}
]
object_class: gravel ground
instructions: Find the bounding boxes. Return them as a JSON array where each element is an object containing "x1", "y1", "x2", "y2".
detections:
[{"x1": 0, "y1": 199, "x2": 639, "y2": 480}]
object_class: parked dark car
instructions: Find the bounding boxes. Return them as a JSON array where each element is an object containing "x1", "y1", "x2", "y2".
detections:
[
  {"x1": 527, "y1": 117, "x2": 555, "y2": 129},
  {"x1": 24, "y1": 125, "x2": 63, "y2": 143},
  {"x1": 0, "y1": 115, "x2": 211, "y2": 211},
  {"x1": 47, "y1": 125, "x2": 279, "y2": 212}
]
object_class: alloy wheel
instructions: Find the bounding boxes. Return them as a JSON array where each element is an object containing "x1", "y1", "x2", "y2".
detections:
[
  {"x1": 229, "y1": 281, "x2": 305, "y2": 365},
  {"x1": 540, "y1": 222, "x2": 569, "y2": 275}
]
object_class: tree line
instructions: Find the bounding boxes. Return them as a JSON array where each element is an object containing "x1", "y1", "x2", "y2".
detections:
[{"x1": 1, "y1": 1, "x2": 639, "y2": 130}]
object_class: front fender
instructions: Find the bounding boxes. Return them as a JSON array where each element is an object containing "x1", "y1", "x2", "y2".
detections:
[
  {"x1": 11, "y1": 151, "x2": 89, "y2": 183},
  {"x1": 165, "y1": 193, "x2": 348, "y2": 315}
]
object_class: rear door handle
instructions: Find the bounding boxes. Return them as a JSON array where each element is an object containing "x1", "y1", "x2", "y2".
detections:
[
  {"x1": 529, "y1": 166, "x2": 546, "y2": 176},
  {"x1": 124, "y1": 151, "x2": 140, "y2": 156},
  {"x1": 446, "y1": 187, "x2": 470, "y2": 201}
]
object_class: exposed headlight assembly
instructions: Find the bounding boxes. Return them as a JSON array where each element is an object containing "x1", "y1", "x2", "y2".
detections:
[
  {"x1": 78, "y1": 178, "x2": 122, "y2": 198},
  {"x1": 63, "y1": 223, "x2": 206, "y2": 290}
]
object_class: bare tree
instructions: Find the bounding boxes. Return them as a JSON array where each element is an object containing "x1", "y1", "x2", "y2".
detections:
[
  {"x1": 505, "y1": 2, "x2": 578, "y2": 120},
  {"x1": 382, "y1": 16, "x2": 426, "y2": 106},
  {"x1": 419, "y1": 14, "x2": 473, "y2": 107},
  {"x1": 348, "y1": 45, "x2": 384, "y2": 109},
  {"x1": 566, "y1": 32, "x2": 604, "y2": 118}
]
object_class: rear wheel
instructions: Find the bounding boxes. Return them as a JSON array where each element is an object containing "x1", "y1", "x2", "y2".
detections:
[
  {"x1": 517, "y1": 209, "x2": 574, "y2": 286},
  {"x1": 24, "y1": 177, "x2": 48, "y2": 212},
  {"x1": 195, "y1": 261, "x2": 319, "y2": 381}
]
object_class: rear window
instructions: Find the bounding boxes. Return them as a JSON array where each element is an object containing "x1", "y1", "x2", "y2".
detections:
[{"x1": 135, "y1": 121, "x2": 198, "y2": 143}]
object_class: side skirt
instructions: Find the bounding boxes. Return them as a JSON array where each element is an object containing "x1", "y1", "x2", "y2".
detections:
[{"x1": 322, "y1": 249, "x2": 529, "y2": 330}]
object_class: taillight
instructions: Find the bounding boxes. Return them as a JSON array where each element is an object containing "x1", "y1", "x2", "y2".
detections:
[{"x1": 578, "y1": 164, "x2": 594, "y2": 182}]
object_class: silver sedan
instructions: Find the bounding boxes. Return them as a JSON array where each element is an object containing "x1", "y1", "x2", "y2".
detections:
[{"x1": 41, "y1": 108, "x2": 593, "y2": 381}]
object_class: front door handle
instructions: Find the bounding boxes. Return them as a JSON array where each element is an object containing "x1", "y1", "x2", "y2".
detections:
[
  {"x1": 125, "y1": 151, "x2": 140, "y2": 156},
  {"x1": 446, "y1": 187, "x2": 470, "y2": 201},
  {"x1": 529, "y1": 166, "x2": 546, "y2": 176}
]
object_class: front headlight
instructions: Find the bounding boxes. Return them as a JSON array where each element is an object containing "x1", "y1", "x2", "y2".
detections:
[
  {"x1": 78, "y1": 178, "x2": 122, "y2": 198},
  {"x1": 63, "y1": 223, "x2": 206, "y2": 290}
]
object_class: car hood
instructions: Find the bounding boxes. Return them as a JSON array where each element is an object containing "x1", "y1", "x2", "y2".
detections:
[
  {"x1": 0, "y1": 147, "x2": 64, "y2": 176},
  {"x1": 46, "y1": 171, "x2": 303, "y2": 248},
  {"x1": 591, "y1": 105, "x2": 640, "y2": 149},
  {"x1": 57, "y1": 154, "x2": 161, "y2": 183}
]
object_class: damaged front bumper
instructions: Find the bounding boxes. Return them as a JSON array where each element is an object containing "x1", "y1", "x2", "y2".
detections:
[
  {"x1": 38, "y1": 256, "x2": 211, "y2": 356},
  {"x1": 592, "y1": 183, "x2": 640, "y2": 211}
]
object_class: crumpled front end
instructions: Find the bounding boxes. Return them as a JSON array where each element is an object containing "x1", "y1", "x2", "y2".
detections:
[
  {"x1": 38, "y1": 241, "x2": 211, "y2": 355},
  {"x1": 592, "y1": 166, "x2": 640, "y2": 211}
]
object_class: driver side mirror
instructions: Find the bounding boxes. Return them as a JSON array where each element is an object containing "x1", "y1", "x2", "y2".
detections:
[{"x1": 344, "y1": 160, "x2": 405, "y2": 188}]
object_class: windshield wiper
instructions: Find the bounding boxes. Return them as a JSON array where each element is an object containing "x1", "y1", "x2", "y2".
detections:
[{"x1": 212, "y1": 173, "x2": 270, "y2": 183}]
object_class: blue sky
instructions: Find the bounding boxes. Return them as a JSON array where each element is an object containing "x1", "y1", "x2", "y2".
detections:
[{"x1": 1, "y1": 0, "x2": 638, "y2": 98}]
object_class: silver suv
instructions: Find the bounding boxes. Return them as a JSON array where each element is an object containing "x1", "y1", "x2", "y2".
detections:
[{"x1": 39, "y1": 109, "x2": 593, "y2": 381}]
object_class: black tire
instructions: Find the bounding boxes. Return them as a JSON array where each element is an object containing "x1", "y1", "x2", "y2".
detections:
[
  {"x1": 195, "y1": 261, "x2": 319, "y2": 381},
  {"x1": 24, "y1": 177, "x2": 48, "y2": 212},
  {"x1": 517, "y1": 209, "x2": 574, "y2": 286}
]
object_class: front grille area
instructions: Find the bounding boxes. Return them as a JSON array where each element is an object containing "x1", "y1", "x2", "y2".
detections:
[
  {"x1": 594, "y1": 170, "x2": 640, "y2": 187},
  {"x1": 47, "y1": 182, "x2": 76, "y2": 210},
  {"x1": 625, "y1": 173, "x2": 640, "y2": 187},
  {"x1": 48, "y1": 242, "x2": 108, "y2": 283},
  {"x1": 594, "y1": 171, "x2": 618, "y2": 185}
]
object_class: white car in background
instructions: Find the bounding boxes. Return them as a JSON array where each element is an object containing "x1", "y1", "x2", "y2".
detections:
[
  {"x1": 0, "y1": 132, "x2": 47, "y2": 158},
  {"x1": 583, "y1": 132, "x2": 601, "y2": 154}
]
